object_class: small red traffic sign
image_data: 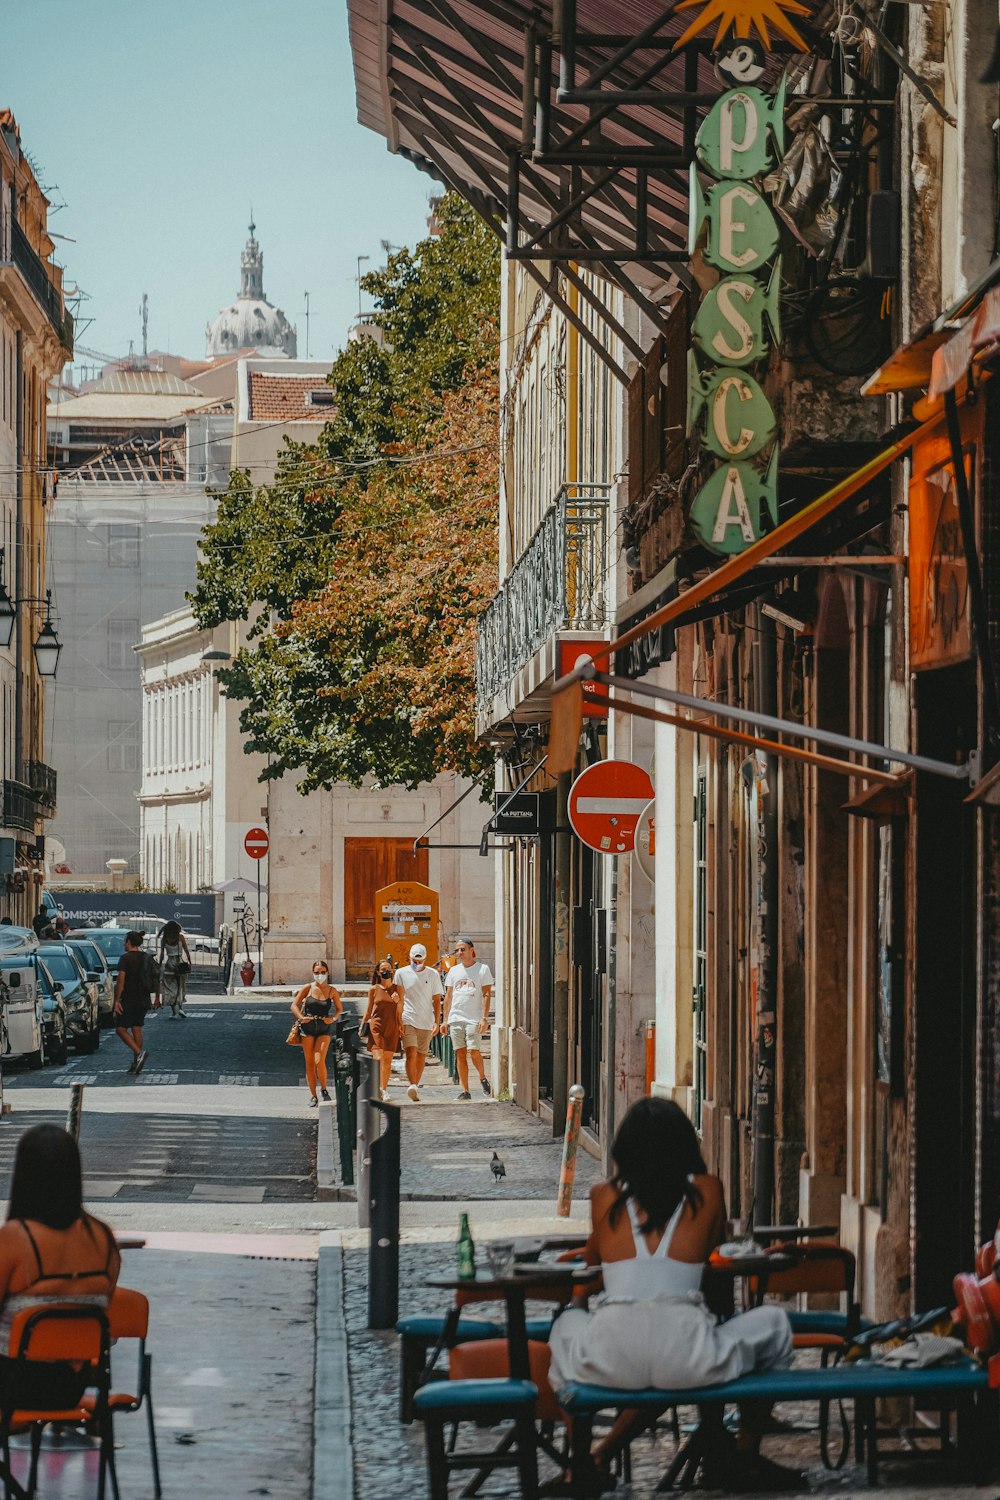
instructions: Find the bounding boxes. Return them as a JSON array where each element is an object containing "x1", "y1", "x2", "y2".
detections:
[
  {"x1": 568, "y1": 761, "x2": 655, "y2": 855},
  {"x1": 244, "y1": 826, "x2": 269, "y2": 860}
]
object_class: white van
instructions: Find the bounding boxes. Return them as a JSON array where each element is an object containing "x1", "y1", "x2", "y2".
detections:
[{"x1": 0, "y1": 961, "x2": 44, "y2": 1069}]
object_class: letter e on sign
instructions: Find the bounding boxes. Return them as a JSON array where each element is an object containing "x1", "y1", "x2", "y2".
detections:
[{"x1": 244, "y1": 826, "x2": 269, "y2": 860}]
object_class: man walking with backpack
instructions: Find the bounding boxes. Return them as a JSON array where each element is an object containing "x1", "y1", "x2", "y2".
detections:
[{"x1": 114, "y1": 930, "x2": 156, "y2": 1074}]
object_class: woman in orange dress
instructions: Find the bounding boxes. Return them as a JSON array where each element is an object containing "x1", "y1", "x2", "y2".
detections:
[{"x1": 362, "y1": 959, "x2": 402, "y2": 1101}]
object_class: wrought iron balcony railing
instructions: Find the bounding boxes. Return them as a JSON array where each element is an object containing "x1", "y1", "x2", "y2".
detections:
[
  {"x1": 27, "y1": 760, "x2": 57, "y2": 815},
  {"x1": 2, "y1": 780, "x2": 35, "y2": 833},
  {"x1": 476, "y1": 482, "x2": 611, "y2": 712},
  {"x1": 5, "y1": 220, "x2": 69, "y2": 345}
]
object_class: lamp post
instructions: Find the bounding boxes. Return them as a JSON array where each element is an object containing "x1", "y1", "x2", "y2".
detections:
[{"x1": 0, "y1": 553, "x2": 62, "y2": 677}]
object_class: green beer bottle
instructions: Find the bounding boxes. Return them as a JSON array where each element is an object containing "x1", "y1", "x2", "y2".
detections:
[{"x1": 457, "y1": 1212, "x2": 476, "y2": 1279}]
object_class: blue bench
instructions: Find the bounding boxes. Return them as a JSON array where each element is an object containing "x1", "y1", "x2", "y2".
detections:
[
  {"x1": 413, "y1": 1378, "x2": 539, "y2": 1499},
  {"x1": 397, "y1": 1311, "x2": 555, "y2": 1422},
  {"x1": 558, "y1": 1357, "x2": 993, "y2": 1489}
]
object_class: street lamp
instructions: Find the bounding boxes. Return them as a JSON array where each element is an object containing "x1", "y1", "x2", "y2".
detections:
[
  {"x1": 32, "y1": 596, "x2": 62, "y2": 678},
  {"x1": 0, "y1": 550, "x2": 63, "y2": 675},
  {"x1": 0, "y1": 578, "x2": 14, "y2": 651}
]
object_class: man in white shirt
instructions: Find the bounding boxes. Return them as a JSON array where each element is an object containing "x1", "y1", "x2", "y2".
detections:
[
  {"x1": 393, "y1": 943, "x2": 444, "y2": 1102},
  {"x1": 442, "y1": 936, "x2": 494, "y2": 1100}
]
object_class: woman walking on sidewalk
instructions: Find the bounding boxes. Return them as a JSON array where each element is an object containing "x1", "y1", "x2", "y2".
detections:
[
  {"x1": 291, "y1": 962, "x2": 342, "y2": 1107},
  {"x1": 158, "y1": 920, "x2": 192, "y2": 1018},
  {"x1": 362, "y1": 959, "x2": 402, "y2": 1102}
]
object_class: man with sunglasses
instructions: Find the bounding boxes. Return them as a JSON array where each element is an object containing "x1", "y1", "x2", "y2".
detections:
[{"x1": 441, "y1": 936, "x2": 493, "y2": 1100}]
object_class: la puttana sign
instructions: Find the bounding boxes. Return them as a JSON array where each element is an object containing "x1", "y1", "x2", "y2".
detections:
[{"x1": 687, "y1": 80, "x2": 783, "y2": 555}]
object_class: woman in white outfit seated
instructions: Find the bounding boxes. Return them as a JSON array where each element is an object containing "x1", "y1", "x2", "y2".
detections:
[{"x1": 548, "y1": 1097, "x2": 799, "y2": 1492}]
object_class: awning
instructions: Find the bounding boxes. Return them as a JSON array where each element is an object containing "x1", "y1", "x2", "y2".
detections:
[
  {"x1": 348, "y1": 0, "x2": 829, "y2": 328},
  {"x1": 863, "y1": 254, "x2": 1000, "y2": 396}
]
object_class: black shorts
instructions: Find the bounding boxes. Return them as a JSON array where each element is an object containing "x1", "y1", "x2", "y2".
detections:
[
  {"x1": 300, "y1": 1019, "x2": 330, "y2": 1039},
  {"x1": 118, "y1": 995, "x2": 149, "y2": 1028},
  {"x1": 0, "y1": 1355, "x2": 88, "y2": 1409}
]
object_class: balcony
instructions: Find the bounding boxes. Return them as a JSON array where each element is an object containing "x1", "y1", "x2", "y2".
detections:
[
  {"x1": 2, "y1": 780, "x2": 35, "y2": 833},
  {"x1": 3, "y1": 220, "x2": 70, "y2": 348},
  {"x1": 476, "y1": 482, "x2": 611, "y2": 718},
  {"x1": 27, "y1": 760, "x2": 57, "y2": 816}
]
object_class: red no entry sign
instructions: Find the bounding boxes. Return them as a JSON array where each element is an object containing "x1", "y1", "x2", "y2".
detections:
[
  {"x1": 568, "y1": 761, "x2": 655, "y2": 855},
  {"x1": 244, "y1": 826, "x2": 269, "y2": 860}
]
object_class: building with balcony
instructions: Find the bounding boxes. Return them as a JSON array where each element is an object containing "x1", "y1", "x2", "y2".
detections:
[
  {"x1": 0, "y1": 110, "x2": 72, "y2": 921},
  {"x1": 350, "y1": 0, "x2": 1000, "y2": 1322}
]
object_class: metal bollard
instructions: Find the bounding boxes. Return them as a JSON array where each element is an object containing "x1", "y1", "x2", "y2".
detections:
[
  {"x1": 65, "y1": 1083, "x2": 85, "y2": 1143},
  {"x1": 355, "y1": 1052, "x2": 380, "y2": 1229},
  {"x1": 367, "y1": 1098, "x2": 401, "y2": 1329},
  {"x1": 556, "y1": 1083, "x2": 585, "y2": 1218}
]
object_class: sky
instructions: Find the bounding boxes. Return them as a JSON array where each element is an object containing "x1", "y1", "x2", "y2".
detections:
[{"x1": 0, "y1": 0, "x2": 438, "y2": 375}]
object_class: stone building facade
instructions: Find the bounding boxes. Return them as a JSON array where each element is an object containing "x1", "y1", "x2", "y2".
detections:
[{"x1": 0, "y1": 110, "x2": 72, "y2": 921}]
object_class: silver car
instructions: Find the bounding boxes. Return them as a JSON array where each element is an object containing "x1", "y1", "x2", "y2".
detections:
[{"x1": 66, "y1": 938, "x2": 116, "y2": 1027}]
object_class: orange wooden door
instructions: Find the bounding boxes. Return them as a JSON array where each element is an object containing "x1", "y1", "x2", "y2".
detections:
[{"x1": 343, "y1": 838, "x2": 429, "y2": 979}]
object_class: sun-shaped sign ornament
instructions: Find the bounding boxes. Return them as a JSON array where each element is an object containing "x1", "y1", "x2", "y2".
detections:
[{"x1": 672, "y1": 0, "x2": 812, "y2": 53}]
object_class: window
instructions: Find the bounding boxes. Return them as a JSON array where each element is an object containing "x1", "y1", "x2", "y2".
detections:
[
  {"x1": 107, "y1": 618, "x2": 138, "y2": 672},
  {"x1": 107, "y1": 719, "x2": 140, "y2": 773},
  {"x1": 107, "y1": 524, "x2": 140, "y2": 567}
]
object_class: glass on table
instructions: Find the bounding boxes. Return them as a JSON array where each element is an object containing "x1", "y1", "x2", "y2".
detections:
[{"x1": 485, "y1": 1239, "x2": 516, "y2": 1278}]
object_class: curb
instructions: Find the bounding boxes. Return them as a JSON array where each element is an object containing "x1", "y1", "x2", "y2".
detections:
[
  {"x1": 316, "y1": 1100, "x2": 337, "y2": 1200},
  {"x1": 314, "y1": 1232, "x2": 353, "y2": 1500}
]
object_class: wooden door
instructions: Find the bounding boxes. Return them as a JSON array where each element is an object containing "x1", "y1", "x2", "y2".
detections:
[{"x1": 343, "y1": 838, "x2": 429, "y2": 979}]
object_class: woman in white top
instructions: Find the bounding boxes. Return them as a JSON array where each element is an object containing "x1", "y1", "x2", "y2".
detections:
[{"x1": 548, "y1": 1097, "x2": 796, "y2": 1490}]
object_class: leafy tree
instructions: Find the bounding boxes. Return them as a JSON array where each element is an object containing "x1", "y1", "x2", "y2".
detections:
[{"x1": 191, "y1": 194, "x2": 500, "y2": 791}]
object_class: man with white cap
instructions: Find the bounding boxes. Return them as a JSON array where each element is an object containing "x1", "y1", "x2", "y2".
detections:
[{"x1": 393, "y1": 943, "x2": 444, "y2": 1102}]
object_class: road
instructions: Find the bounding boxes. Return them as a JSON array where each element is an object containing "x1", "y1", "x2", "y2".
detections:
[{"x1": 1, "y1": 994, "x2": 317, "y2": 1208}]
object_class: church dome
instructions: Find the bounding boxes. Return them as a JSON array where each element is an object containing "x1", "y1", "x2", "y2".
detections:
[{"x1": 206, "y1": 221, "x2": 297, "y2": 358}]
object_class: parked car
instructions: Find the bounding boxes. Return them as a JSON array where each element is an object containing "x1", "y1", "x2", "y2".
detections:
[
  {"x1": 66, "y1": 938, "x2": 116, "y2": 1027},
  {"x1": 30, "y1": 959, "x2": 69, "y2": 1066},
  {"x1": 0, "y1": 926, "x2": 38, "y2": 955},
  {"x1": 37, "y1": 944, "x2": 100, "y2": 1053},
  {"x1": 0, "y1": 958, "x2": 46, "y2": 1069},
  {"x1": 73, "y1": 927, "x2": 132, "y2": 967}
]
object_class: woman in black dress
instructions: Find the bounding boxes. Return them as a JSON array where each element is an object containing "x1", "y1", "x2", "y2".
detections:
[{"x1": 290, "y1": 961, "x2": 342, "y2": 1107}]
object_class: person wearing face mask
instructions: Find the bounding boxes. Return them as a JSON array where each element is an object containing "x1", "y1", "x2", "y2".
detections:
[
  {"x1": 393, "y1": 943, "x2": 444, "y2": 1102},
  {"x1": 362, "y1": 959, "x2": 403, "y2": 1102},
  {"x1": 290, "y1": 961, "x2": 343, "y2": 1108}
]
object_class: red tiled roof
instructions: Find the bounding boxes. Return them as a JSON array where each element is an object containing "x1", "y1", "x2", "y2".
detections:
[{"x1": 247, "y1": 372, "x2": 333, "y2": 423}]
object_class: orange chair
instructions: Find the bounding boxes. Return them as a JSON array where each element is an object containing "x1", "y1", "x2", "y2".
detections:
[
  {"x1": 1, "y1": 1303, "x2": 115, "y2": 1500},
  {"x1": 751, "y1": 1244, "x2": 867, "y2": 1468},
  {"x1": 81, "y1": 1288, "x2": 160, "y2": 1499}
]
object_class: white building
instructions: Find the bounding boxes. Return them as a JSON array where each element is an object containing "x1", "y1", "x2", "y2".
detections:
[{"x1": 136, "y1": 610, "x2": 267, "y2": 910}]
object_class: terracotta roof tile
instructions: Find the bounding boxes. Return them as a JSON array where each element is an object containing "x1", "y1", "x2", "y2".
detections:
[{"x1": 247, "y1": 372, "x2": 333, "y2": 423}]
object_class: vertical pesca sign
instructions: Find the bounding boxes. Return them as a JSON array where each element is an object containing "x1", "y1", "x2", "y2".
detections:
[{"x1": 687, "y1": 80, "x2": 783, "y2": 555}]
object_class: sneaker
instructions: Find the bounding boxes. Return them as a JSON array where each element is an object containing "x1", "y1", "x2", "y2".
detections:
[
  {"x1": 134, "y1": 1049, "x2": 149, "y2": 1075},
  {"x1": 381, "y1": 1089, "x2": 391, "y2": 1102},
  {"x1": 320, "y1": 1088, "x2": 331, "y2": 1102},
  {"x1": 457, "y1": 1090, "x2": 472, "y2": 1100},
  {"x1": 126, "y1": 1056, "x2": 138, "y2": 1074},
  {"x1": 178, "y1": 1009, "x2": 188, "y2": 1019},
  {"x1": 407, "y1": 1084, "x2": 420, "y2": 1102},
  {"x1": 308, "y1": 1096, "x2": 318, "y2": 1108},
  {"x1": 480, "y1": 1076, "x2": 492, "y2": 1096}
]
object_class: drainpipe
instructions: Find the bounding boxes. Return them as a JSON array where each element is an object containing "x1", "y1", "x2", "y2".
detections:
[
  {"x1": 552, "y1": 770, "x2": 571, "y2": 1131},
  {"x1": 14, "y1": 332, "x2": 23, "y2": 783},
  {"x1": 552, "y1": 268, "x2": 579, "y2": 1132},
  {"x1": 751, "y1": 606, "x2": 778, "y2": 1224}
]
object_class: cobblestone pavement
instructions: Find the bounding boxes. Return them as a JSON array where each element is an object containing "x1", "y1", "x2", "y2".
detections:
[{"x1": 341, "y1": 1099, "x2": 995, "y2": 1500}]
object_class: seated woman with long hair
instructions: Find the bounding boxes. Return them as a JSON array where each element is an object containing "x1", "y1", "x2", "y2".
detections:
[
  {"x1": 548, "y1": 1097, "x2": 798, "y2": 1491},
  {"x1": 0, "y1": 1124, "x2": 120, "y2": 1404}
]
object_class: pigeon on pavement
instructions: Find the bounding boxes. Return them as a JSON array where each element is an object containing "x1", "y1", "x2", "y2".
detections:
[{"x1": 490, "y1": 1151, "x2": 506, "y2": 1183}]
